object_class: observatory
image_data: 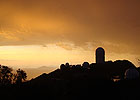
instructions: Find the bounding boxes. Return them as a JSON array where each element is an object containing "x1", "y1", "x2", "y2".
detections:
[
  {"x1": 125, "y1": 67, "x2": 139, "y2": 80},
  {"x1": 96, "y1": 47, "x2": 105, "y2": 63},
  {"x1": 82, "y1": 62, "x2": 89, "y2": 69}
]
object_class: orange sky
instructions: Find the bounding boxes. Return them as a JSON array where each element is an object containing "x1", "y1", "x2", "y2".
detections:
[{"x1": 0, "y1": 0, "x2": 140, "y2": 71}]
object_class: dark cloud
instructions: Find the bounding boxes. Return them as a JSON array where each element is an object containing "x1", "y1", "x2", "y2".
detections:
[{"x1": 0, "y1": 0, "x2": 140, "y2": 54}]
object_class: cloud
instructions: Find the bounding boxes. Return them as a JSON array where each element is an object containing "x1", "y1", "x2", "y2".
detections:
[{"x1": 0, "y1": 0, "x2": 140, "y2": 54}]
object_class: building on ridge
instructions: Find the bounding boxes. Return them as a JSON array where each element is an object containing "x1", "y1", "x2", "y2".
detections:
[{"x1": 96, "y1": 47, "x2": 105, "y2": 63}]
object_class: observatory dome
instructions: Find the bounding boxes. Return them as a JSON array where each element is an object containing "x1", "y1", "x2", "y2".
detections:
[
  {"x1": 96, "y1": 47, "x2": 105, "y2": 53},
  {"x1": 96, "y1": 47, "x2": 105, "y2": 63},
  {"x1": 82, "y1": 62, "x2": 89, "y2": 68},
  {"x1": 125, "y1": 67, "x2": 139, "y2": 80}
]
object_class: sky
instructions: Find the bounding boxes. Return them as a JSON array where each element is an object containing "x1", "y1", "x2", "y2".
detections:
[{"x1": 0, "y1": 0, "x2": 140, "y2": 71}]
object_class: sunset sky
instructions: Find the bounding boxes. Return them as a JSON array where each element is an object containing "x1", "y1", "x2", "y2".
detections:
[{"x1": 0, "y1": 0, "x2": 140, "y2": 70}]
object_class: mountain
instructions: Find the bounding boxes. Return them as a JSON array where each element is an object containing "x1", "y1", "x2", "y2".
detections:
[
  {"x1": 22, "y1": 60, "x2": 140, "y2": 100},
  {"x1": 1, "y1": 60, "x2": 140, "y2": 100},
  {"x1": 23, "y1": 66, "x2": 57, "y2": 80}
]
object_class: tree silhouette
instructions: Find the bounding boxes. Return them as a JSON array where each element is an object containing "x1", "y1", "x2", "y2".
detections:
[
  {"x1": 15, "y1": 69, "x2": 27, "y2": 84},
  {"x1": 0, "y1": 65, "x2": 13, "y2": 85}
]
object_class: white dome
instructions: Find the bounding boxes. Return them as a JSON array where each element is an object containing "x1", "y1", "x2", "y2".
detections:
[{"x1": 125, "y1": 67, "x2": 139, "y2": 80}]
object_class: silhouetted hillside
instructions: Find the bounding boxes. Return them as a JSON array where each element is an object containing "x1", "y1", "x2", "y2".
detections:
[
  {"x1": 23, "y1": 66, "x2": 57, "y2": 80},
  {"x1": 0, "y1": 60, "x2": 140, "y2": 100}
]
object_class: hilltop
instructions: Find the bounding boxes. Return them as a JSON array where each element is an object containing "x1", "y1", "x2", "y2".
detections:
[
  {"x1": 23, "y1": 60, "x2": 140, "y2": 100},
  {"x1": 0, "y1": 60, "x2": 140, "y2": 100}
]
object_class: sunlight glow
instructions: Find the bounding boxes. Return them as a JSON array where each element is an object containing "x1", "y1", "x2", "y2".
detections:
[{"x1": 0, "y1": 45, "x2": 138, "y2": 69}]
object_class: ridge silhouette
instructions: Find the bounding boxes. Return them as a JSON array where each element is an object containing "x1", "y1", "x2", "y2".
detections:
[{"x1": 0, "y1": 60, "x2": 140, "y2": 100}]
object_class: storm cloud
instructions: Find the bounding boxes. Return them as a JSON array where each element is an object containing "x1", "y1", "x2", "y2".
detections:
[{"x1": 0, "y1": 0, "x2": 140, "y2": 54}]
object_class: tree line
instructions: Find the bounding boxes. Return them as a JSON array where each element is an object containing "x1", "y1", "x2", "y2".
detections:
[{"x1": 0, "y1": 65, "x2": 27, "y2": 86}]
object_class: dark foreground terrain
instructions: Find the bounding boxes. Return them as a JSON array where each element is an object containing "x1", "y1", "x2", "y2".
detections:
[{"x1": 0, "y1": 60, "x2": 140, "y2": 100}]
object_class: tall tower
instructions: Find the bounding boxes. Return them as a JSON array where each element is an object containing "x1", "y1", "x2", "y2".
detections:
[{"x1": 96, "y1": 47, "x2": 105, "y2": 63}]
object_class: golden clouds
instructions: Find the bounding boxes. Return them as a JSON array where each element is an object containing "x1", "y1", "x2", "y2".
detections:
[{"x1": 0, "y1": 0, "x2": 139, "y2": 55}]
